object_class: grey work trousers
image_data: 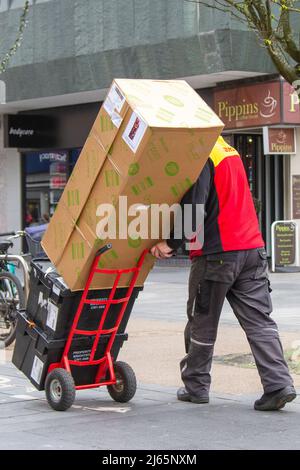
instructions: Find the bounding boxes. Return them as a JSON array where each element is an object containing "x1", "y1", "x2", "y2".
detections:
[{"x1": 181, "y1": 249, "x2": 294, "y2": 396}]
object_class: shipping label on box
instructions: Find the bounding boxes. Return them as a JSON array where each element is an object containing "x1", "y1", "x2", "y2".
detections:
[
  {"x1": 122, "y1": 112, "x2": 148, "y2": 153},
  {"x1": 46, "y1": 301, "x2": 59, "y2": 331},
  {"x1": 30, "y1": 355, "x2": 44, "y2": 385}
]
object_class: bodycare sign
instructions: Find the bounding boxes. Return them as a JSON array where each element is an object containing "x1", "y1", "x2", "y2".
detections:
[{"x1": 3, "y1": 114, "x2": 57, "y2": 148}]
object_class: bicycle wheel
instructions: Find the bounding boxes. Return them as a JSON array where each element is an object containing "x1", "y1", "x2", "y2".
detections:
[{"x1": 0, "y1": 272, "x2": 25, "y2": 347}]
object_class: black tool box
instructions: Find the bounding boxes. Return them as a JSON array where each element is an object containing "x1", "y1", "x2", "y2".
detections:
[
  {"x1": 26, "y1": 258, "x2": 142, "y2": 339},
  {"x1": 12, "y1": 311, "x2": 128, "y2": 390}
]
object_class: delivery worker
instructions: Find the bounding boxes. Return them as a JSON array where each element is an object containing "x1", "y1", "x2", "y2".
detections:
[{"x1": 151, "y1": 136, "x2": 296, "y2": 411}]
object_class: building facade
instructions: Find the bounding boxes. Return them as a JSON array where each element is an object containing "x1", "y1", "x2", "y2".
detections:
[{"x1": 0, "y1": 0, "x2": 299, "y2": 266}]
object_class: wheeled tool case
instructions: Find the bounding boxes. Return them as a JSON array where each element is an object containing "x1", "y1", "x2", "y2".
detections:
[
  {"x1": 26, "y1": 258, "x2": 142, "y2": 339},
  {"x1": 12, "y1": 245, "x2": 148, "y2": 411},
  {"x1": 12, "y1": 310, "x2": 128, "y2": 390}
]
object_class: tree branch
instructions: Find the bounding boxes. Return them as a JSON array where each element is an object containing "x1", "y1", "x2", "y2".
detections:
[
  {"x1": 280, "y1": 2, "x2": 300, "y2": 62},
  {"x1": 0, "y1": 1, "x2": 30, "y2": 74},
  {"x1": 184, "y1": 0, "x2": 248, "y2": 23},
  {"x1": 271, "y1": 0, "x2": 300, "y2": 14},
  {"x1": 184, "y1": 0, "x2": 300, "y2": 83}
]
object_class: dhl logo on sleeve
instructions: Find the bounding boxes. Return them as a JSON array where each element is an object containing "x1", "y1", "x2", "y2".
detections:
[{"x1": 210, "y1": 136, "x2": 240, "y2": 167}]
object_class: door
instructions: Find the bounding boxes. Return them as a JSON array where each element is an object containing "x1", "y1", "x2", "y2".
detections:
[
  {"x1": 263, "y1": 154, "x2": 284, "y2": 255},
  {"x1": 233, "y1": 134, "x2": 284, "y2": 255}
]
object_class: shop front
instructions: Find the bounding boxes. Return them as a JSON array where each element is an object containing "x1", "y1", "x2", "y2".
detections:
[
  {"x1": 24, "y1": 148, "x2": 81, "y2": 225},
  {"x1": 213, "y1": 78, "x2": 300, "y2": 257},
  {"x1": 2, "y1": 81, "x2": 300, "y2": 263},
  {"x1": 3, "y1": 102, "x2": 100, "y2": 230}
]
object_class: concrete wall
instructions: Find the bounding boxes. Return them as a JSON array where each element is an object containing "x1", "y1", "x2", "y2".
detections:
[
  {"x1": 289, "y1": 128, "x2": 300, "y2": 266},
  {"x1": 290, "y1": 129, "x2": 300, "y2": 219},
  {"x1": 0, "y1": 115, "x2": 22, "y2": 250},
  {"x1": 0, "y1": 0, "x2": 276, "y2": 102}
]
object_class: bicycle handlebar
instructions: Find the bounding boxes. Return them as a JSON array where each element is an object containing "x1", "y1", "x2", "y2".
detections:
[
  {"x1": 7, "y1": 231, "x2": 25, "y2": 240},
  {"x1": 0, "y1": 231, "x2": 15, "y2": 237}
]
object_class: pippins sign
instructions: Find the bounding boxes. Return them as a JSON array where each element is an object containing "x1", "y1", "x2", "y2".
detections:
[
  {"x1": 282, "y1": 81, "x2": 300, "y2": 124},
  {"x1": 263, "y1": 127, "x2": 296, "y2": 155},
  {"x1": 214, "y1": 81, "x2": 281, "y2": 129}
]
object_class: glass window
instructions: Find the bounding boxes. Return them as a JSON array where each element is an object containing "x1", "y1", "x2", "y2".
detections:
[
  {"x1": 25, "y1": 150, "x2": 68, "y2": 225},
  {"x1": 24, "y1": 149, "x2": 81, "y2": 226}
]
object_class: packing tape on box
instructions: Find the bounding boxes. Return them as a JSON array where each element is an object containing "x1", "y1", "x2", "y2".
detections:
[
  {"x1": 52, "y1": 198, "x2": 94, "y2": 267},
  {"x1": 107, "y1": 154, "x2": 122, "y2": 176},
  {"x1": 90, "y1": 129, "x2": 107, "y2": 153}
]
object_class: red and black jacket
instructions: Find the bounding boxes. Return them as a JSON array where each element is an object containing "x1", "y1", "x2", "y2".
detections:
[{"x1": 167, "y1": 137, "x2": 264, "y2": 256}]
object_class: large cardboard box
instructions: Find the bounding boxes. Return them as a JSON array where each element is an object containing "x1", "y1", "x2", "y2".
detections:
[{"x1": 42, "y1": 79, "x2": 224, "y2": 290}]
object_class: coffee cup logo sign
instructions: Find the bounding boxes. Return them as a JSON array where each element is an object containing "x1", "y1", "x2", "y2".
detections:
[
  {"x1": 259, "y1": 90, "x2": 278, "y2": 119},
  {"x1": 276, "y1": 130, "x2": 287, "y2": 144}
]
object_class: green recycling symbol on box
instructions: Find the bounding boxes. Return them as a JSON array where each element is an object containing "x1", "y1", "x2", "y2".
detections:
[
  {"x1": 165, "y1": 161, "x2": 179, "y2": 176},
  {"x1": 163, "y1": 95, "x2": 184, "y2": 107},
  {"x1": 128, "y1": 163, "x2": 140, "y2": 176},
  {"x1": 128, "y1": 237, "x2": 142, "y2": 249}
]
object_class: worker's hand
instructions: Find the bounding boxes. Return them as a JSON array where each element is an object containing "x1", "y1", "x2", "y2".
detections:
[{"x1": 150, "y1": 241, "x2": 174, "y2": 259}]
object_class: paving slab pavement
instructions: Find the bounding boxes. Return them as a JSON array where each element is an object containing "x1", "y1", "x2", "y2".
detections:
[
  {"x1": 0, "y1": 363, "x2": 299, "y2": 450},
  {"x1": 120, "y1": 321, "x2": 300, "y2": 394},
  {"x1": 134, "y1": 267, "x2": 300, "y2": 330},
  {"x1": 1, "y1": 266, "x2": 300, "y2": 450}
]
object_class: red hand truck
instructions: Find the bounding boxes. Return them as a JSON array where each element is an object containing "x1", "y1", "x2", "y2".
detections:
[{"x1": 44, "y1": 244, "x2": 149, "y2": 411}]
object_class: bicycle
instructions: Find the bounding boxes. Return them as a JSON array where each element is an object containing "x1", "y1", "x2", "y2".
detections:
[
  {"x1": 0, "y1": 232, "x2": 25, "y2": 347},
  {"x1": 0, "y1": 224, "x2": 47, "y2": 347}
]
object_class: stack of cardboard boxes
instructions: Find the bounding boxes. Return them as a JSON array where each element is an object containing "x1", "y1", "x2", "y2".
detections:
[{"x1": 42, "y1": 79, "x2": 224, "y2": 290}]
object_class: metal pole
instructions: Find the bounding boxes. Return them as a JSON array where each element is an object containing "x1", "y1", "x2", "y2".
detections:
[
  {"x1": 0, "y1": 254, "x2": 30, "y2": 302},
  {"x1": 295, "y1": 223, "x2": 300, "y2": 268},
  {"x1": 271, "y1": 221, "x2": 276, "y2": 272}
]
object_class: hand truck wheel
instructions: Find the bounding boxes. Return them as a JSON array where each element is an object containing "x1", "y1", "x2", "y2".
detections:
[
  {"x1": 107, "y1": 361, "x2": 137, "y2": 403},
  {"x1": 45, "y1": 368, "x2": 75, "y2": 411}
]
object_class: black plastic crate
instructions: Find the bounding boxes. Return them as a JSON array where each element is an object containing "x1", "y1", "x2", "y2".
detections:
[
  {"x1": 27, "y1": 258, "x2": 142, "y2": 339},
  {"x1": 12, "y1": 311, "x2": 128, "y2": 391}
]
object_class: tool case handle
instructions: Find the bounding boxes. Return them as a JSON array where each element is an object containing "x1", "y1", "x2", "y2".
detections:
[{"x1": 96, "y1": 243, "x2": 112, "y2": 256}]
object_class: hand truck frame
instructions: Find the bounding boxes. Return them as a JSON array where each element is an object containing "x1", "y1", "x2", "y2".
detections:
[{"x1": 44, "y1": 244, "x2": 149, "y2": 411}]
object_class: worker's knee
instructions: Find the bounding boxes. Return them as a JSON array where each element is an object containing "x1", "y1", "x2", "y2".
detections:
[{"x1": 246, "y1": 325, "x2": 280, "y2": 342}]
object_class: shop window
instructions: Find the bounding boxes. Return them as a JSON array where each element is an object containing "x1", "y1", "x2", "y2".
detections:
[{"x1": 23, "y1": 148, "x2": 81, "y2": 227}]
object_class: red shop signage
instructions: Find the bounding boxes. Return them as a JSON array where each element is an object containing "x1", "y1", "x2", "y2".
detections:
[
  {"x1": 263, "y1": 127, "x2": 296, "y2": 155},
  {"x1": 214, "y1": 81, "x2": 281, "y2": 129},
  {"x1": 282, "y1": 81, "x2": 300, "y2": 124}
]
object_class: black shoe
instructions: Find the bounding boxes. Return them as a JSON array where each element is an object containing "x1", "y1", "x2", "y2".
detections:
[
  {"x1": 177, "y1": 387, "x2": 209, "y2": 404},
  {"x1": 254, "y1": 385, "x2": 297, "y2": 411}
]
